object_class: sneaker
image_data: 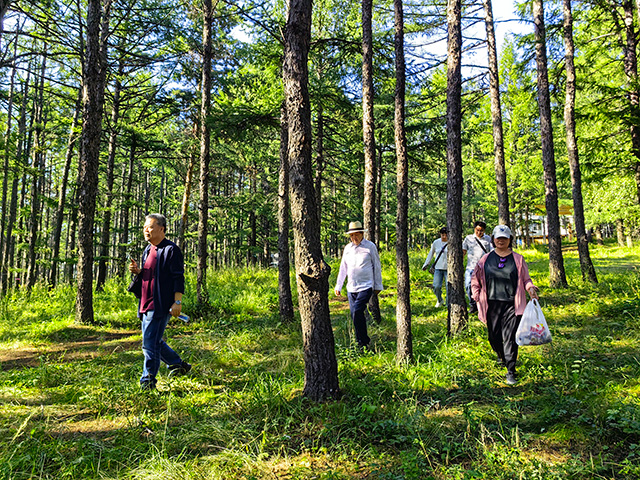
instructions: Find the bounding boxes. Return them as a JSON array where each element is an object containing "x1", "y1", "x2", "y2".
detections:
[
  {"x1": 140, "y1": 381, "x2": 156, "y2": 391},
  {"x1": 168, "y1": 361, "x2": 192, "y2": 377},
  {"x1": 505, "y1": 373, "x2": 517, "y2": 385},
  {"x1": 435, "y1": 301, "x2": 442, "y2": 308}
]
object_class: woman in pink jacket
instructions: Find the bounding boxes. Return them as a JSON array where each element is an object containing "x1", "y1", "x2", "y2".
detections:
[{"x1": 471, "y1": 225, "x2": 539, "y2": 385}]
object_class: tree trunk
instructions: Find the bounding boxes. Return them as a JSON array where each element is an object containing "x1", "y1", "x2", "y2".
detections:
[
  {"x1": 50, "y1": 90, "x2": 81, "y2": 288},
  {"x1": 26, "y1": 51, "x2": 48, "y2": 290},
  {"x1": 595, "y1": 224, "x2": 604, "y2": 245},
  {"x1": 283, "y1": 0, "x2": 339, "y2": 401},
  {"x1": 117, "y1": 136, "x2": 136, "y2": 278},
  {"x1": 617, "y1": 218, "x2": 625, "y2": 246},
  {"x1": 76, "y1": 0, "x2": 110, "y2": 324},
  {"x1": 621, "y1": 0, "x2": 640, "y2": 204},
  {"x1": 315, "y1": 103, "x2": 324, "y2": 224},
  {"x1": 197, "y1": 0, "x2": 213, "y2": 305},
  {"x1": 533, "y1": 0, "x2": 568, "y2": 289},
  {"x1": 278, "y1": 102, "x2": 295, "y2": 322},
  {"x1": 446, "y1": 0, "x2": 467, "y2": 334},
  {"x1": 362, "y1": 0, "x2": 377, "y2": 237},
  {"x1": 178, "y1": 134, "x2": 197, "y2": 251},
  {"x1": 394, "y1": 0, "x2": 412, "y2": 364},
  {"x1": 96, "y1": 71, "x2": 122, "y2": 291},
  {"x1": 562, "y1": 0, "x2": 597, "y2": 283},
  {"x1": 482, "y1": 0, "x2": 509, "y2": 226}
]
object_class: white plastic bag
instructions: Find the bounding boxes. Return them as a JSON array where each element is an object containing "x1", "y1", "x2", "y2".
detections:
[{"x1": 516, "y1": 299, "x2": 552, "y2": 346}]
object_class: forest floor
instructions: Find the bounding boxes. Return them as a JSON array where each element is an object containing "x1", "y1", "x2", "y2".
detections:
[{"x1": 1, "y1": 242, "x2": 640, "y2": 479}]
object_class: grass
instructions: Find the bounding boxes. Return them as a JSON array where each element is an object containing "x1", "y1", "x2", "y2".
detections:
[{"x1": 1, "y1": 242, "x2": 640, "y2": 478}]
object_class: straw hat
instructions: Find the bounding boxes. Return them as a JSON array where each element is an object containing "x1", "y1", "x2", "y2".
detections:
[{"x1": 345, "y1": 221, "x2": 367, "y2": 235}]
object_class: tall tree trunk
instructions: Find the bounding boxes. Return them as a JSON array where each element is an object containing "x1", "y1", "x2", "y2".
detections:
[
  {"x1": 26, "y1": 50, "x2": 48, "y2": 290},
  {"x1": 76, "y1": 0, "x2": 110, "y2": 323},
  {"x1": 50, "y1": 91, "x2": 81, "y2": 288},
  {"x1": 617, "y1": 218, "x2": 625, "y2": 245},
  {"x1": 283, "y1": 0, "x2": 339, "y2": 401},
  {"x1": 375, "y1": 147, "x2": 383, "y2": 246},
  {"x1": 533, "y1": 0, "x2": 568, "y2": 289},
  {"x1": 178, "y1": 136, "x2": 197, "y2": 250},
  {"x1": 622, "y1": 0, "x2": 640, "y2": 204},
  {"x1": 117, "y1": 136, "x2": 136, "y2": 278},
  {"x1": 197, "y1": 0, "x2": 213, "y2": 305},
  {"x1": 595, "y1": 224, "x2": 604, "y2": 245},
  {"x1": 1, "y1": 76, "x2": 27, "y2": 295},
  {"x1": 278, "y1": 102, "x2": 295, "y2": 322},
  {"x1": 362, "y1": 0, "x2": 376, "y2": 236},
  {"x1": 0, "y1": 0, "x2": 11, "y2": 51},
  {"x1": 482, "y1": 0, "x2": 509, "y2": 226},
  {"x1": 96, "y1": 72, "x2": 122, "y2": 291},
  {"x1": 446, "y1": 0, "x2": 467, "y2": 334},
  {"x1": 394, "y1": 0, "x2": 412, "y2": 364},
  {"x1": 315, "y1": 103, "x2": 324, "y2": 224},
  {"x1": 562, "y1": 0, "x2": 597, "y2": 283}
]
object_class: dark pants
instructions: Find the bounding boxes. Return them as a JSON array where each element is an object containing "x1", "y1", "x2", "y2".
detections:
[
  {"x1": 486, "y1": 300, "x2": 521, "y2": 375},
  {"x1": 348, "y1": 288, "x2": 373, "y2": 347}
]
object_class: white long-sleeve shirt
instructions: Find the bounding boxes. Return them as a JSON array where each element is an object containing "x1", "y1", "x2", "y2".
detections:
[
  {"x1": 422, "y1": 238, "x2": 448, "y2": 270},
  {"x1": 335, "y1": 238, "x2": 383, "y2": 293}
]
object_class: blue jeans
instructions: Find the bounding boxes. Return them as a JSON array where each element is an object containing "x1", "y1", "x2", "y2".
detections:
[
  {"x1": 465, "y1": 268, "x2": 475, "y2": 307},
  {"x1": 141, "y1": 311, "x2": 182, "y2": 386},
  {"x1": 348, "y1": 288, "x2": 373, "y2": 347},
  {"x1": 433, "y1": 269, "x2": 448, "y2": 304}
]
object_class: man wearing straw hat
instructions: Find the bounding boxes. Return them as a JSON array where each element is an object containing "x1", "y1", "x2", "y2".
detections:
[{"x1": 334, "y1": 221, "x2": 383, "y2": 349}]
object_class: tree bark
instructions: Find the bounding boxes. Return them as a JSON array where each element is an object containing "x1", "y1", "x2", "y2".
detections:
[
  {"x1": 278, "y1": 102, "x2": 295, "y2": 323},
  {"x1": 562, "y1": 0, "x2": 597, "y2": 283},
  {"x1": 394, "y1": 0, "x2": 412, "y2": 364},
  {"x1": 197, "y1": 0, "x2": 213, "y2": 305},
  {"x1": 283, "y1": 0, "x2": 339, "y2": 401},
  {"x1": 178, "y1": 130, "x2": 197, "y2": 251},
  {"x1": 117, "y1": 136, "x2": 136, "y2": 278},
  {"x1": 533, "y1": 0, "x2": 568, "y2": 288},
  {"x1": 26, "y1": 50, "x2": 48, "y2": 290},
  {"x1": 482, "y1": 0, "x2": 509, "y2": 226},
  {"x1": 314, "y1": 102, "x2": 324, "y2": 224},
  {"x1": 96, "y1": 70, "x2": 122, "y2": 291},
  {"x1": 76, "y1": 0, "x2": 110, "y2": 323},
  {"x1": 50, "y1": 90, "x2": 81, "y2": 288},
  {"x1": 446, "y1": 0, "x2": 467, "y2": 334},
  {"x1": 362, "y1": 0, "x2": 377, "y2": 237},
  {"x1": 617, "y1": 218, "x2": 625, "y2": 246}
]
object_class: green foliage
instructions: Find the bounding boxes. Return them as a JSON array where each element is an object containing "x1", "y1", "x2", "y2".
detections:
[{"x1": 2, "y1": 245, "x2": 640, "y2": 478}]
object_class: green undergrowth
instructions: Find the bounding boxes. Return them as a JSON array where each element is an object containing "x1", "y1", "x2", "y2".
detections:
[{"x1": 1, "y1": 243, "x2": 640, "y2": 478}]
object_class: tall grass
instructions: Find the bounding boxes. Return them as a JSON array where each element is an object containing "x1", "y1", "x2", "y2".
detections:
[{"x1": 1, "y1": 243, "x2": 640, "y2": 478}]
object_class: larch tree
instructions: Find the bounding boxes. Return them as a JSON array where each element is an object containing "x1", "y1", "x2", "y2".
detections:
[
  {"x1": 446, "y1": 0, "x2": 467, "y2": 335},
  {"x1": 533, "y1": 0, "x2": 568, "y2": 288},
  {"x1": 197, "y1": 0, "x2": 214, "y2": 305},
  {"x1": 563, "y1": 0, "x2": 597, "y2": 283},
  {"x1": 283, "y1": 0, "x2": 339, "y2": 401},
  {"x1": 278, "y1": 102, "x2": 295, "y2": 323},
  {"x1": 75, "y1": 0, "x2": 110, "y2": 324},
  {"x1": 482, "y1": 0, "x2": 509, "y2": 226},
  {"x1": 394, "y1": 0, "x2": 412, "y2": 363}
]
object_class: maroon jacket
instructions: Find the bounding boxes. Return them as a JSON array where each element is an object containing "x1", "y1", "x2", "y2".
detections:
[{"x1": 470, "y1": 251, "x2": 536, "y2": 325}]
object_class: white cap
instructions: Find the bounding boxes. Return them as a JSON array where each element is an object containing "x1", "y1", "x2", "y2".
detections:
[{"x1": 492, "y1": 225, "x2": 512, "y2": 239}]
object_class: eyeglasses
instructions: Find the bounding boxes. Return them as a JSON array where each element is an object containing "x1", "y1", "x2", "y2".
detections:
[{"x1": 498, "y1": 257, "x2": 507, "y2": 269}]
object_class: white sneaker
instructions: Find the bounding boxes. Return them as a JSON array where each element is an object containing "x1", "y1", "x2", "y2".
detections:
[{"x1": 435, "y1": 301, "x2": 442, "y2": 308}]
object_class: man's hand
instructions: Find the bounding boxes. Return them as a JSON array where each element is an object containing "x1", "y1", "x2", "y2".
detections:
[
  {"x1": 129, "y1": 259, "x2": 141, "y2": 275},
  {"x1": 334, "y1": 289, "x2": 341, "y2": 296},
  {"x1": 170, "y1": 302, "x2": 182, "y2": 317},
  {"x1": 528, "y1": 286, "x2": 539, "y2": 300},
  {"x1": 421, "y1": 265, "x2": 427, "y2": 271}
]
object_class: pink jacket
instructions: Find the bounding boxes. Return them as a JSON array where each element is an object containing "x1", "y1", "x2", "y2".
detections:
[{"x1": 470, "y1": 251, "x2": 536, "y2": 325}]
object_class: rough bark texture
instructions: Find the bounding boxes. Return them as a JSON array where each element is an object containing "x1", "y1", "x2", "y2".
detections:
[
  {"x1": 283, "y1": 0, "x2": 339, "y2": 401},
  {"x1": 178, "y1": 137, "x2": 196, "y2": 251},
  {"x1": 482, "y1": 0, "x2": 509, "y2": 226},
  {"x1": 446, "y1": 0, "x2": 468, "y2": 335},
  {"x1": 197, "y1": 0, "x2": 213, "y2": 305},
  {"x1": 75, "y1": 0, "x2": 109, "y2": 324},
  {"x1": 50, "y1": 91, "x2": 81, "y2": 288},
  {"x1": 315, "y1": 103, "x2": 324, "y2": 224},
  {"x1": 563, "y1": 0, "x2": 597, "y2": 284},
  {"x1": 97, "y1": 73, "x2": 122, "y2": 291},
  {"x1": 622, "y1": 0, "x2": 640, "y2": 205},
  {"x1": 362, "y1": 0, "x2": 377, "y2": 237},
  {"x1": 394, "y1": 0, "x2": 412, "y2": 363},
  {"x1": 278, "y1": 102, "x2": 295, "y2": 323},
  {"x1": 533, "y1": 0, "x2": 568, "y2": 289}
]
